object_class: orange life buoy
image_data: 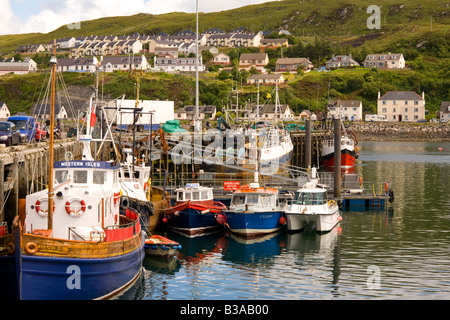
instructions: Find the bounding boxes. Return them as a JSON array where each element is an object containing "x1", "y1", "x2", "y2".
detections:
[
  {"x1": 7, "y1": 242, "x2": 15, "y2": 254},
  {"x1": 384, "y1": 182, "x2": 389, "y2": 192},
  {"x1": 359, "y1": 176, "x2": 363, "y2": 187},
  {"x1": 25, "y1": 242, "x2": 38, "y2": 254},
  {"x1": 35, "y1": 198, "x2": 55, "y2": 217},
  {"x1": 65, "y1": 198, "x2": 86, "y2": 217}
]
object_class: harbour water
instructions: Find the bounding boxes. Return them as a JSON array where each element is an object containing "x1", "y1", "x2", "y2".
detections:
[{"x1": 121, "y1": 140, "x2": 450, "y2": 300}]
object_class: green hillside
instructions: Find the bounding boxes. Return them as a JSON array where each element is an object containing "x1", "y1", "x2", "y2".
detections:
[
  {"x1": 0, "y1": 0, "x2": 448, "y2": 53},
  {"x1": 0, "y1": 0, "x2": 448, "y2": 118}
]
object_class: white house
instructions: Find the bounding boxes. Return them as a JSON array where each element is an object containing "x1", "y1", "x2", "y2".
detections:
[
  {"x1": 56, "y1": 57, "x2": 100, "y2": 73},
  {"x1": 0, "y1": 101, "x2": 11, "y2": 119},
  {"x1": 57, "y1": 37, "x2": 76, "y2": 49},
  {"x1": 245, "y1": 104, "x2": 294, "y2": 120},
  {"x1": 212, "y1": 53, "x2": 231, "y2": 65},
  {"x1": 327, "y1": 100, "x2": 363, "y2": 121},
  {"x1": 438, "y1": 101, "x2": 450, "y2": 122},
  {"x1": 377, "y1": 91, "x2": 426, "y2": 122},
  {"x1": 0, "y1": 57, "x2": 37, "y2": 75},
  {"x1": 247, "y1": 73, "x2": 285, "y2": 85},
  {"x1": 33, "y1": 104, "x2": 69, "y2": 120},
  {"x1": 364, "y1": 53, "x2": 405, "y2": 69},
  {"x1": 175, "y1": 105, "x2": 217, "y2": 120},
  {"x1": 108, "y1": 99, "x2": 174, "y2": 128},
  {"x1": 153, "y1": 56, "x2": 205, "y2": 72},
  {"x1": 100, "y1": 55, "x2": 148, "y2": 72},
  {"x1": 325, "y1": 55, "x2": 359, "y2": 69}
]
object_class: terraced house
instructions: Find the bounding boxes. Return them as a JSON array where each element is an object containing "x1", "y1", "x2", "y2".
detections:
[{"x1": 239, "y1": 53, "x2": 269, "y2": 72}]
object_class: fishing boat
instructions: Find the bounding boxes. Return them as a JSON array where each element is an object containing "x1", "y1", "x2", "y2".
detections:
[
  {"x1": 285, "y1": 168, "x2": 342, "y2": 233},
  {"x1": 221, "y1": 181, "x2": 287, "y2": 237},
  {"x1": 163, "y1": 183, "x2": 227, "y2": 237},
  {"x1": 8, "y1": 48, "x2": 145, "y2": 300},
  {"x1": 144, "y1": 234, "x2": 181, "y2": 257},
  {"x1": 319, "y1": 123, "x2": 358, "y2": 169}
]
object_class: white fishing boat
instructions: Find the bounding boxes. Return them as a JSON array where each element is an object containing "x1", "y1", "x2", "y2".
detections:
[{"x1": 285, "y1": 167, "x2": 342, "y2": 233}]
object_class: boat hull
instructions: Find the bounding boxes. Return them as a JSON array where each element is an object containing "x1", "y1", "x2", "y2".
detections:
[
  {"x1": 286, "y1": 210, "x2": 341, "y2": 233},
  {"x1": 224, "y1": 211, "x2": 285, "y2": 237},
  {"x1": 16, "y1": 232, "x2": 144, "y2": 300},
  {"x1": 319, "y1": 149, "x2": 356, "y2": 168},
  {"x1": 166, "y1": 208, "x2": 223, "y2": 237}
]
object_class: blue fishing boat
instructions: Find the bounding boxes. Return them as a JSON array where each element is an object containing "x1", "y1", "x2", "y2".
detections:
[
  {"x1": 221, "y1": 182, "x2": 287, "y2": 237},
  {"x1": 163, "y1": 183, "x2": 227, "y2": 237},
  {"x1": 1, "y1": 47, "x2": 144, "y2": 300}
]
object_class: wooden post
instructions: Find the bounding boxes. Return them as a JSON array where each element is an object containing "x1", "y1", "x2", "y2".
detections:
[
  {"x1": 334, "y1": 118, "x2": 341, "y2": 199},
  {"x1": 305, "y1": 120, "x2": 311, "y2": 169}
]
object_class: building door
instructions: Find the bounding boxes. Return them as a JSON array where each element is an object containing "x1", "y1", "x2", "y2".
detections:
[{"x1": 398, "y1": 114, "x2": 402, "y2": 122}]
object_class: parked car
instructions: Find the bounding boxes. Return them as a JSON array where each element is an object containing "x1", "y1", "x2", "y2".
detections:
[
  {"x1": 7, "y1": 115, "x2": 36, "y2": 142},
  {"x1": 255, "y1": 121, "x2": 273, "y2": 129},
  {"x1": 0, "y1": 121, "x2": 21, "y2": 146},
  {"x1": 35, "y1": 123, "x2": 47, "y2": 141}
]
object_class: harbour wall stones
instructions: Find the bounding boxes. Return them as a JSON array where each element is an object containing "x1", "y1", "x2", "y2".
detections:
[{"x1": 346, "y1": 122, "x2": 450, "y2": 141}]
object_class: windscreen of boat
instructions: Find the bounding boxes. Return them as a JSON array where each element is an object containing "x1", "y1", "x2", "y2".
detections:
[
  {"x1": 293, "y1": 191, "x2": 327, "y2": 205},
  {"x1": 93, "y1": 171, "x2": 107, "y2": 184},
  {"x1": 55, "y1": 170, "x2": 69, "y2": 184},
  {"x1": 231, "y1": 193, "x2": 276, "y2": 208}
]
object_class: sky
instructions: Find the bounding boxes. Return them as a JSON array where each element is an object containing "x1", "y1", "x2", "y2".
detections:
[{"x1": 0, "y1": 0, "x2": 275, "y2": 36}]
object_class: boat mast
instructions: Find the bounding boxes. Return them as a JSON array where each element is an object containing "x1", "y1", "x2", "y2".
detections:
[
  {"x1": 47, "y1": 40, "x2": 57, "y2": 231},
  {"x1": 194, "y1": 0, "x2": 200, "y2": 131}
]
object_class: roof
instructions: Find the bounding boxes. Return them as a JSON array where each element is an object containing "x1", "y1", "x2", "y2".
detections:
[
  {"x1": 379, "y1": 91, "x2": 424, "y2": 101},
  {"x1": 328, "y1": 100, "x2": 362, "y2": 108},
  {"x1": 249, "y1": 104, "x2": 291, "y2": 114},
  {"x1": 440, "y1": 101, "x2": 450, "y2": 113},
  {"x1": 276, "y1": 57, "x2": 312, "y2": 65},
  {"x1": 248, "y1": 74, "x2": 283, "y2": 80},
  {"x1": 365, "y1": 53, "x2": 403, "y2": 61},
  {"x1": 239, "y1": 53, "x2": 268, "y2": 60}
]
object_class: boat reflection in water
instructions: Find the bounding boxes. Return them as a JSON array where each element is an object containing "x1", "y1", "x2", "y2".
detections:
[{"x1": 221, "y1": 231, "x2": 284, "y2": 264}]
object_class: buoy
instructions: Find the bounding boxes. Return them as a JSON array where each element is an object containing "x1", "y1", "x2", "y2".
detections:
[
  {"x1": 337, "y1": 215, "x2": 343, "y2": 222},
  {"x1": 438, "y1": 147, "x2": 443, "y2": 152},
  {"x1": 216, "y1": 214, "x2": 226, "y2": 225},
  {"x1": 278, "y1": 217, "x2": 286, "y2": 225},
  {"x1": 162, "y1": 217, "x2": 168, "y2": 223}
]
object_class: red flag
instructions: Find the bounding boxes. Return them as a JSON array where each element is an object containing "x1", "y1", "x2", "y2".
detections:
[{"x1": 90, "y1": 104, "x2": 96, "y2": 127}]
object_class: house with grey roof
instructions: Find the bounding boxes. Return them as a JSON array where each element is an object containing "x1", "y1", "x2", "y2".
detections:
[
  {"x1": 239, "y1": 53, "x2": 269, "y2": 72},
  {"x1": 275, "y1": 57, "x2": 313, "y2": 72},
  {"x1": 244, "y1": 104, "x2": 294, "y2": 120},
  {"x1": 0, "y1": 57, "x2": 37, "y2": 75},
  {"x1": 437, "y1": 101, "x2": 450, "y2": 122},
  {"x1": 175, "y1": 105, "x2": 217, "y2": 120},
  {"x1": 377, "y1": 91, "x2": 425, "y2": 122},
  {"x1": 364, "y1": 53, "x2": 405, "y2": 69},
  {"x1": 325, "y1": 54, "x2": 359, "y2": 69},
  {"x1": 100, "y1": 55, "x2": 148, "y2": 72},
  {"x1": 56, "y1": 57, "x2": 99, "y2": 73},
  {"x1": 327, "y1": 100, "x2": 363, "y2": 121}
]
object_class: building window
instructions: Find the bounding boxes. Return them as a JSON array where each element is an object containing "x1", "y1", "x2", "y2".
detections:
[
  {"x1": 382, "y1": 108, "x2": 387, "y2": 113},
  {"x1": 382, "y1": 101, "x2": 386, "y2": 105},
  {"x1": 414, "y1": 108, "x2": 419, "y2": 112},
  {"x1": 414, "y1": 101, "x2": 418, "y2": 105},
  {"x1": 405, "y1": 101, "x2": 408, "y2": 105}
]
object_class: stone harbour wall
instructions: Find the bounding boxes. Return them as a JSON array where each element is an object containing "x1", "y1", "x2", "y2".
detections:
[{"x1": 346, "y1": 122, "x2": 450, "y2": 141}]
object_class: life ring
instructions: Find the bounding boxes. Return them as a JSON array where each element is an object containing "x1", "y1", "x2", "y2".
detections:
[
  {"x1": 35, "y1": 197, "x2": 55, "y2": 218},
  {"x1": 65, "y1": 198, "x2": 86, "y2": 217},
  {"x1": 384, "y1": 182, "x2": 389, "y2": 193},
  {"x1": 25, "y1": 242, "x2": 38, "y2": 254},
  {"x1": 7, "y1": 242, "x2": 15, "y2": 254}
]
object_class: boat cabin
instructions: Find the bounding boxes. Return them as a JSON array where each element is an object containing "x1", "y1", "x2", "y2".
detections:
[
  {"x1": 293, "y1": 187, "x2": 328, "y2": 206},
  {"x1": 230, "y1": 183, "x2": 278, "y2": 211},
  {"x1": 176, "y1": 183, "x2": 214, "y2": 204},
  {"x1": 25, "y1": 160, "x2": 122, "y2": 240}
]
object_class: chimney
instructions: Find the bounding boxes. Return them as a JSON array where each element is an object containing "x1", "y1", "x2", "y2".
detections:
[
  {"x1": 422, "y1": 91, "x2": 425, "y2": 100},
  {"x1": 378, "y1": 91, "x2": 381, "y2": 99}
]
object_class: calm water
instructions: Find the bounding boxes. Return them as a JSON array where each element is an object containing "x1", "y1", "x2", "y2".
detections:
[{"x1": 122, "y1": 141, "x2": 450, "y2": 300}]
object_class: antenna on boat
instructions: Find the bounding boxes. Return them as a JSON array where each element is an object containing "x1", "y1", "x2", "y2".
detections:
[
  {"x1": 193, "y1": 0, "x2": 201, "y2": 132},
  {"x1": 47, "y1": 39, "x2": 57, "y2": 231}
]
